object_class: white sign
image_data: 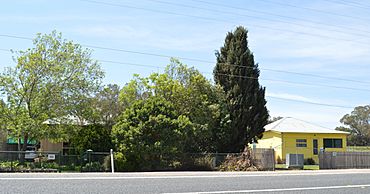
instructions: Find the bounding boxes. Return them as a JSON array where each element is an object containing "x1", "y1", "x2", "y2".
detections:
[{"x1": 48, "y1": 154, "x2": 56, "y2": 160}]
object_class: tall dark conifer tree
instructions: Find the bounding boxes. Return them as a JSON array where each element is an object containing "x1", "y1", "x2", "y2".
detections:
[{"x1": 214, "y1": 26, "x2": 269, "y2": 152}]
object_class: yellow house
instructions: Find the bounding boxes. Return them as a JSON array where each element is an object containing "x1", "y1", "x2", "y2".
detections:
[{"x1": 253, "y1": 117, "x2": 349, "y2": 163}]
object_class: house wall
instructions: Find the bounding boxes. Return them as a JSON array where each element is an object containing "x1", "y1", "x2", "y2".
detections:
[
  {"x1": 282, "y1": 133, "x2": 347, "y2": 163},
  {"x1": 0, "y1": 131, "x2": 18, "y2": 151},
  {"x1": 252, "y1": 131, "x2": 282, "y2": 161},
  {"x1": 40, "y1": 139, "x2": 63, "y2": 152}
]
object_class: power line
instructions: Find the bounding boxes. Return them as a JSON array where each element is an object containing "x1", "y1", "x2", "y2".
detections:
[
  {"x1": 267, "y1": 96, "x2": 353, "y2": 109},
  {"x1": 98, "y1": 61, "x2": 358, "y2": 109},
  {"x1": 0, "y1": 34, "x2": 32, "y2": 40},
  {"x1": 0, "y1": 49, "x2": 12, "y2": 52},
  {"x1": 324, "y1": 0, "x2": 370, "y2": 9},
  {"x1": 78, "y1": 0, "x2": 370, "y2": 46},
  {"x1": 89, "y1": 61, "x2": 360, "y2": 109},
  {"x1": 87, "y1": 59, "x2": 370, "y2": 92},
  {"x1": 2, "y1": 46, "x2": 369, "y2": 92},
  {"x1": 0, "y1": 49, "x2": 358, "y2": 109},
  {"x1": 84, "y1": 44, "x2": 213, "y2": 64},
  {"x1": 146, "y1": 0, "x2": 370, "y2": 38},
  {"x1": 1, "y1": 33, "x2": 370, "y2": 85},
  {"x1": 261, "y1": 0, "x2": 370, "y2": 22},
  {"x1": 256, "y1": 67, "x2": 370, "y2": 85},
  {"x1": 190, "y1": 0, "x2": 369, "y2": 33}
]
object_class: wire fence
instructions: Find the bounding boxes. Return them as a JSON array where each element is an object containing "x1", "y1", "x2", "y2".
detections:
[
  {"x1": 0, "y1": 148, "x2": 275, "y2": 172},
  {"x1": 0, "y1": 150, "x2": 111, "y2": 172}
]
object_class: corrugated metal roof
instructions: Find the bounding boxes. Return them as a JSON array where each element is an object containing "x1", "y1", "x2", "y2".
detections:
[
  {"x1": 265, "y1": 117, "x2": 349, "y2": 134},
  {"x1": 42, "y1": 115, "x2": 90, "y2": 126}
]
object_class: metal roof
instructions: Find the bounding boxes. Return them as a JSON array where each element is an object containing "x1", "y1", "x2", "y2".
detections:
[{"x1": 265, "y1": 117, "x2": 349, "y2": 134}]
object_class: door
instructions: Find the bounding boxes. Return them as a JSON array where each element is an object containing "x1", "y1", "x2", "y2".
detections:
[{"x1": 313, "y1": 139, "x2": 318, "y2": 155}]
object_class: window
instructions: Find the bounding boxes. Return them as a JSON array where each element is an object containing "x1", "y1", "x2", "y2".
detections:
[
  {"x1": 296, "y1": 139, "x2": 307, "y2": 147},
  {"x1": 323, "y1": 138, "x2": 343, "y2": 148}
]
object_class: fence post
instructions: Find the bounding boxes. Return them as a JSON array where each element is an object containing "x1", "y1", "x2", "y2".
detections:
[
  {"x1": 110, "y1": 149, "x2": 115, "y2": 173},
  {"x1": 87, "y1": 149, "x2": 93, "y2": 172},
  {"x1": 272, "y1": 149, "x2": 275, "y2": 171},
  {"x1": 58, "y1": 151, "x2": 62, "y2": 173}
]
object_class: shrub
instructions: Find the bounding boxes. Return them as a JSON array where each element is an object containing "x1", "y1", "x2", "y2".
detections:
[
  {"x1": 304, "y1": 158, "x2": 316, "y2": 165},
  {"x1": 82, "y1": 162, "x2": 104, "y2": 172},
  {"x1": 0, "y1": 161, "x2": 19, "y2": 171},
  {"x1": 59, "y1": 165, "x2": 81, "y2": 172},
  {"x1": 179, "y1": 154, "x2": 215, "y2": 171}
]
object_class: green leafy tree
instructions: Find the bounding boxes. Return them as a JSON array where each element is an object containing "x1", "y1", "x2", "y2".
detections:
[
  {"x1": 68, "y1": 84, "x2": 122, "y2": 153},
  {"x1": 0, "y1": 31, "x2": 104, "y2": 153},
  {"x1": 119, "y1": 59, "x2": 231, "y2": 152},
  {"x1": 150, "y1": 59, "x2": 229, "y2": 152},
  {"x1": 92, "y1": 84, "x2": 123, "y2": 128},
  {"x1": 336, "y1": 105, "x2": 370, "y2": 146},
  {"x1": 69, "y1": 124, "x2": 113, "y2": 153},
  {"x1": 112, "y1": 96, "x2": 192, "y2": 171},
  {"x1": 214, "y1": 26, "x2": 269, "y2": 152}
]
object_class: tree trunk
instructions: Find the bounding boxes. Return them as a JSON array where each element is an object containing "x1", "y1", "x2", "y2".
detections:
[{"x1": 19, "y1": 134, "x2": 29, "y2": 164}]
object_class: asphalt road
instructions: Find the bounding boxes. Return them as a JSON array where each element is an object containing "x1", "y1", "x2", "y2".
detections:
[{"x1": 1, "y1": 169, "x2": 370, "y2": 194}]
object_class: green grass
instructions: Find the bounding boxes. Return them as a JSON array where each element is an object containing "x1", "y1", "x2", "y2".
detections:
[
  {"x1": 303, "y1": 165, "x2": 319, "y2": 170},
  {"x1": 275, "y1": 164, "x2": 319, "y2": 170},
  {"x1": 275, "y1": 164, "x2": 287, "y2": 169}
]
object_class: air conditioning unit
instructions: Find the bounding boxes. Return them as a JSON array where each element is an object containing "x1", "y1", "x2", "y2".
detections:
[{"x1": 286, "y1": 154, "x2": 304, "y2": 168}]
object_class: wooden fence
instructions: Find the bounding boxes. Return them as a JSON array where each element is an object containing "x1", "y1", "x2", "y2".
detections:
[
  {"x1": 319, "y1": 151, "x2": 370, "y2": 169},
  {"x1": 252, "y1": 148, "x2": 275, "y2": 171},
  {"x1": 210, "y1": 148, "x2": 275, "y2": 171}
]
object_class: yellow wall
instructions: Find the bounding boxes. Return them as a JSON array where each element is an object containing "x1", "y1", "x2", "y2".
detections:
[
  {"x1": 282, "y1": 133, "x2": 347, "y2": 163},
  {"x1": 254, "y1": 131, "x2": 347, "y2": 164},
  {"x1": 252, "y1": 131, "x2": 282, "y2": 161}
]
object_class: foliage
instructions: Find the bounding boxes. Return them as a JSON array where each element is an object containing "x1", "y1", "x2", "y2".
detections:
[
  {"x1": 0, "y1": 161, "x2": 61, "y2": 172},
  {"x1": 178, "y1": 154, "x2": 215, "y2": 171},
  {"x1": 214, "y1": 26, "x2": 269, "y2": 152},
  {"x1": 119, "y1": 59, "x2": 231, "y2": 153},
  {"x1": 336, "y1": 105, "x2": 370, "y2": 146},
  {"x1": 113, "y1": 152, "x2": 127, "y2": 172},
  {"x1": 218, "y1": 147, "x2": 259, "y2": 171},
  {"x1": 94, "y1": 84, "x2": 123, "y2": 128},
  {"x1": 0, "y1": 161, "x2": 19, "y2": 171},
  {"x1": 0, "y1": 31, "x2": 104, "y2": 151},
  {"x1": 69, "y1": 124, "x2": 113, "y2": 153},
  {"x1": 82, "y1": 162, "x2": 104, "y2": 172},
  {"x1": 59, "y1": 165, "x2": 81, "y2": 172},
  {"x1": 112, "y1": 96, "x2": 193, "y2": 171},
  {"x1": 61, "y1": 84, "x2": 121, "y2": 153},
  {"x1": 304, "y1": 158, "x2": 316, "y2": 165}
]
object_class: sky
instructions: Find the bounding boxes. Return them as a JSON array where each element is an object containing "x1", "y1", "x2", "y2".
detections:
[{"x1": 0, "y1": 0, "x2": 369, "y2": 129}]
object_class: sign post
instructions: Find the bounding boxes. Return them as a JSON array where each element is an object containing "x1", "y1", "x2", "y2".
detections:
[{"x1": 110, "y1": 149, "x2": 114, "y2": 173}]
